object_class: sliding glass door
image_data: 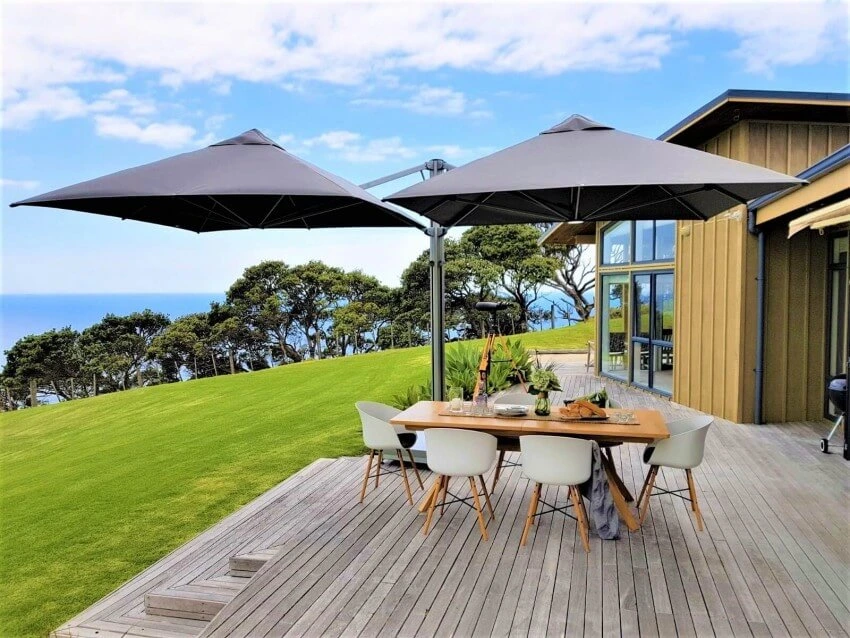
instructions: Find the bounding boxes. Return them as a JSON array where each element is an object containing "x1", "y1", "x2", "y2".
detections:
[
  {"x1": 632, "y1": 272, "x2": 674, "y2": 394},
  {"x1": 600, "y1": 274, "x2": 629, "y2": 381}
]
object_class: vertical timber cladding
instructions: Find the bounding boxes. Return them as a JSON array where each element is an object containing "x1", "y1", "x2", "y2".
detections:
[
  {"x1": 750, "y1": 121, "x2": 848, "y2": 422},
  {"x1": 762, "y1": 225, "x2": 828, "y2": 422},
  {"x1": 674, "y1": 120, "x2": 850, "y2": 423},
  {"x1": 673, "y1": 122, "x2": 749, "y2": 422}
]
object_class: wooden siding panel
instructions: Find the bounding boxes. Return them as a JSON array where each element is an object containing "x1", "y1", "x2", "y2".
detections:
[
  {"x1": 749, "y1": 122, "x2": 768, "y2": 167},
  {"x1": 767, "y1": 124, "x2": 789, "y2": 173},
  {"x1": 703, "y1": 220, "x2": 717, "y2": 413},
  {"x1": 712, "y1": 220, "x2": 729, "y2": 418},
  {"x1": 788, "y1": 125, "x2": 810, "y2": 175},
  {"x1": 809, "y1": 125, "x2": 829, "y2": 164},
  {"x1": 692, "y1": 222, "x2": 706, "y2": 411},
  {"x1": 763, "y1": 232, "x2": 790, "y2": 423},
  {"x1": 828, "y1": 125, "x2": 850, "y2": 154},
  {"x1": 806, "y1": 237, "x2": 828, "y2": 420},
  {"x1": 762, "y1": 228, "x2": 829, "y2": 423}
]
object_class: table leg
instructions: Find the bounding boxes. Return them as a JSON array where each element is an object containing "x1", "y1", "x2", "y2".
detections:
[
  {"x1": 417, "y1": 478, "x2": 440, "y2": 513},
  {"x1": 599, "y1": 452, "x2": 640, "y2": 532},
  {"x1": 603, "y1": 448, "x2": 635, "y2": 502}
]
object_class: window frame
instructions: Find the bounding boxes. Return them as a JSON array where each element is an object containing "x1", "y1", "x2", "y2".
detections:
[{"x1": 601, "y1": 220, "x2": 677, "y2": 266}]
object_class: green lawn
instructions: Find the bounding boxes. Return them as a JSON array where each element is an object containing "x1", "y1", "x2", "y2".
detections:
[{"x1": 0, "y1": 323, "x2": 592, "y2": 637}]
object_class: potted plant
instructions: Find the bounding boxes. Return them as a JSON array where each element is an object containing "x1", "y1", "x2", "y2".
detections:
[{"x1": 528, "y1": 367, "x2": 562, "y2": 416}]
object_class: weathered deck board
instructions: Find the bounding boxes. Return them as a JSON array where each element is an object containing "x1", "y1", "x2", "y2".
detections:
[{"x1": 54, "y1": 364, "x2": 850, "y2": 638}]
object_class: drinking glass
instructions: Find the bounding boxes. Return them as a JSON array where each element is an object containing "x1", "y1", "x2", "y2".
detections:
[{"x1": 448, "y1": 386, "x2": 464, "y2": 413}]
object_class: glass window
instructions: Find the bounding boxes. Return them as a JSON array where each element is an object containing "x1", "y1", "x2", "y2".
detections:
[
  {"x1": 654, "y1": 273, "x2": 675, "y2": 343},
  {"x1": 655, "y1": 219, "x2": 676, "y2": 261},
  {"x1": 634, "y1": 221, "x2": 654, "y2": 262},
  {"x1": 632, "y1": 342, "x2": 650, "y2": 387},
  {"x1": 600, "y1": 275, "x2": 629, "y2": 381},
  {"x1": 634, "y1": 275, "x2": 651, "y2": 339},
  {"x1": 602, "y1": 221, "x2": 630, "y2": 264}
]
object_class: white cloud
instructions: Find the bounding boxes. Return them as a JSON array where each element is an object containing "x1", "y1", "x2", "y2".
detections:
[
  {"x1": 297, "y1": 130, "x2": 416, "y2": 163},
  {"x1": 2, "y1": 2, "x2": 843, "y2": 104},
  {"x1": 353, "y1": 85, "x2": 491, "y2": 118},
  {"x1": 0, "y1": 178, "x2": 40, "y2": 190},
  {"x1": 93, "y1": 115, "x2": 198, "y2": 149},
  {"x1": 1, "y1": 86, "x2": 91, "y2": 129}
]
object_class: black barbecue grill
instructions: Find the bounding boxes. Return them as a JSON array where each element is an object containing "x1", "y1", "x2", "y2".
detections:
[{"x1": 821, "y1": 375, "x2": 846, "y2": 454}]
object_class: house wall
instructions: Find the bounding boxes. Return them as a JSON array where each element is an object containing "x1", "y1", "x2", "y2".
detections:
[
  {"x1": 673, "y1": 122, "x2": 751, "y2": 422},
  {"x1": 673, "y1": 120, "x2": 849, "y2": 423},
  {"x1": 761, "y1": 225, "x2": 829, "y2": 422}
]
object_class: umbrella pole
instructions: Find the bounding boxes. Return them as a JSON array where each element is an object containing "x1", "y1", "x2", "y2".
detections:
[{"x1": 428, "y1": 222, "x2": 447, "y2": 401}]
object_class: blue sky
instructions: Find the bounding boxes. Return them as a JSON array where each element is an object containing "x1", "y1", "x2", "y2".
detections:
[{"x1": 2, "y1": 0, "x2": 848, "y2": 294}]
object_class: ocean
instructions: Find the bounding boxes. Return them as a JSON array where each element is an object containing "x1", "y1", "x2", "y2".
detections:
[{"x1": 0, "y1": 291, "x2": 588, "y2": 365}]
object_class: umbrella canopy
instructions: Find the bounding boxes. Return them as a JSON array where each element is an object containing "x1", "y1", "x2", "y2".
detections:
[
  {"x1": 385, "y1": 115, "x2": 802, "y2": 226},
  {"x1": 11, "y1": 129, "x2": 424, "y2": 231}
]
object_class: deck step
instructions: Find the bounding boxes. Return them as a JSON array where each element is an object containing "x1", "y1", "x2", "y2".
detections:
[
  {"x1": 228, "y1": 548, "x2": 276, "y2": 576},
  {"x1": 145, "y1": 585, "x2": 237, "y2": 621}
]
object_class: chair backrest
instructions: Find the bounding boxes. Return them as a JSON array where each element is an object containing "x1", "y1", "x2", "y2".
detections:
[
  {"x1": 493, "y1": 391, "x2": 536, "y2": 406},
  {"x1": 520, "y1": 435, "x2": 593, "y2": 486},
  {"x1": 649, "y1": 415, "x2": 713, "y2": 469},
  {"x1": 355, "y1": 401, "x2": 402, "y2": 451},
  {"x1": 424, "y1": 428, "x2": 497, "y2": 477}
]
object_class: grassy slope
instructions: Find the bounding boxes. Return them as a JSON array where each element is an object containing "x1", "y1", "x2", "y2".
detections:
[{"x1": 0, "y1": 323, "x2": 592, "y2": 637}]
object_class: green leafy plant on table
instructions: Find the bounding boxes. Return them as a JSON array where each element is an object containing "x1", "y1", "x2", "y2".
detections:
[{"x1": 527, "y1": 367, "x2": 562, "y2": 416}]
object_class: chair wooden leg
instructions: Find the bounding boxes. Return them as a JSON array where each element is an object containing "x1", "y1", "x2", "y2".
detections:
[
  {"x1": 374, "y1": 450, "x2": 383, "y2": 489},
  {"x1": 423, "y1": 475, "x2": 441, "y2": 536},
  {"x1": 479, "y1": 475, "x2": 495, "y2": 521},
  {"x1": 686, "y1": 469, "x2": 704, "y2": 532},
  {"x1": 570, "y1": 486, "x2": 591, "y2": 553},
  {"x1": 635, "y1": 466, "x2": 654, "y2": 509},
  {"x1": 491, "y1": 449, "x2": 506, "y2": 492},
  {"x1": 396, "y1": 450, "x2": 413, "y2": 505},
  {"x1": 469, "y1": 477, "x2": 489, "y2": 541},
  {"x1": 639, "y1": 466, "x2": 658, "y2": 524},
  {"x1": 520, "y1": 483, "x2": 541, "y2": 547},
  {"x1": 407, "y1": 450, "x2": 424, "y2": 489},
  {"x1": 440, "y1": 476, "x2": 449, "y2": 516},
  {"x1": 359, "y1": 450, "x2": 375, "y2": 504}
]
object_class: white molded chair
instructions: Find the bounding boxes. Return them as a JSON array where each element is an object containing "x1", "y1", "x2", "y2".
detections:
[
  {"x1": 356, "y1": 402, "x2": 424, "y2": 505},
  {"x1": 637, "y1": 415, "x2": 713, "y2": 531},
  {"x1": 490, "y1": 392, "x2": 536, "y2": 491},
  {"x1": 519, "y1": 435, "x2": 593, "y2": 552},
  {"x1": 423, "y1": 429, "x2": 497, "y2": 540}
]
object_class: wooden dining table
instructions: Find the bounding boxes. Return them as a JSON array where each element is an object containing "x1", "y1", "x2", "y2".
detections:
[{"x1": 390, "y1": 401, "x2": 670, "y2": 532}]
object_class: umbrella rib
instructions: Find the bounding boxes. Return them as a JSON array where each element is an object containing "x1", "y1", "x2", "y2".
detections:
[
  {"x1": 443, "y1": 193, "x2": 496, "y2": 227},
  {"x1": 516, "y1": 191, "x2": 573, "y2": 221},
  {"x1": 657, "y1": 186, "x2": 707, "y2": 221},
  {"x1": 178, "y1": 197, "x2": 244, "y2": 229},
  {"x1": 208, "y1": 196, "x2": 253, "y2": 229},
  {"x1": 451, "y1": 197, "x2": 563, "y2": 221},
  {"x1": 584, "y1": 185, "x2": 642, "y2": 219},
  {"x1": 265, "y1": 200, "x2": 361, "y2": 228},
  {"x1": 259, "y1": 195, "x2": 286, "y2": 228},
  {"x1": 583, "y1": 186, "x2": 708, "y2": 221},
  {"x1": 708, "y1": 184, "x2": 751, "y2": 206}
]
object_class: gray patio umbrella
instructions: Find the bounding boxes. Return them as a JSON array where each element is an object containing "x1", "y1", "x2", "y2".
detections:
[
  {"x1": 386, "y1": 115, "x2": 802, "y2": 225},
  {"x1": 11, "y1": 129, "x2": 424, "y2": 230},
  {"x1": 386, "y1": 114, "x2": 802, "y2": 400}
]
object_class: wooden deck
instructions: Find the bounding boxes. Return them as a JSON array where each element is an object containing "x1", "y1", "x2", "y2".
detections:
[{"x1": 54, "y1": 370, "x2": 850, "y2": 638}]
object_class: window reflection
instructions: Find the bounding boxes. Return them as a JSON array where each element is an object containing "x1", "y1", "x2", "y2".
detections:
[{"x1": 602, "y1": 221, "x2": 631, "y2": 264}]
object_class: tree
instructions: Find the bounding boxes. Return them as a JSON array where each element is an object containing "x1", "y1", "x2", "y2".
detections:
[
  {"x1": 458, "y1": 225, "x2": 558, "y2": 332},
  {"x1": 287, "y1": 261, "x2": 347, "y2": 359},
  {"x1": 149, "y1": 312, "x2": 225, "y2": 380},
  {"x1": 225, "y1": 261, "x2": 301, "y2": 364},
  {"x1": 79, "y1": 310, "x2": 170, "y2": 392},
  {"x1": 543, "y1": 243, "x2": 595, "y2": 321},
  {"x1": 1, "y1": 328, "x2": 86, "y2": 401}
]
